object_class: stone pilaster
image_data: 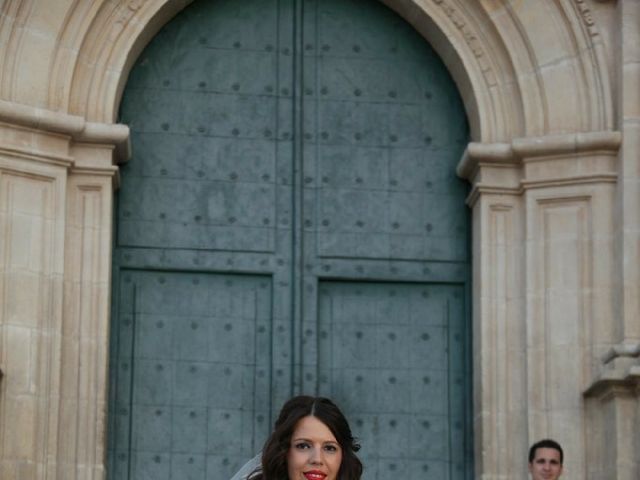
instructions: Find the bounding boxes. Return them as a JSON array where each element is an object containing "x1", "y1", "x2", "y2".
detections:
[
  {"x1": 459, "y1": 130, "x2": 620, "y2": 479},
  {"x1": 580, "y1": 1, "x2": 640, "y2": 478},
  {"x1": 459, "y1": 142, "x2": 526, "y2": 480},
  {"x1": 0, "y1": 100, "x2": 128, "y2": 479}
]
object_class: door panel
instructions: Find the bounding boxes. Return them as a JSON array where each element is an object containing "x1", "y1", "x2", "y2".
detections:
[
  {"x1": 318, "y1": 281, "x2": 467, "y2": 479},
  {"x1": 110, "y1": 0, "x2": 471, "y2": 478},
  {"x1": 110, "y1": 271, "x2": 272, "y2": 480},
  {"x1": 117, "y1": 0, "x2": 288, "y2": 255},
  {"x1": 303, "y1": 0, "x2": 467, "y2": 263}
]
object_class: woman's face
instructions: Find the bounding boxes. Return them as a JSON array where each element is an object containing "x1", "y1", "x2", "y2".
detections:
[{"x1": 287, "y1": 415, "x2": 343, "y2": 480}]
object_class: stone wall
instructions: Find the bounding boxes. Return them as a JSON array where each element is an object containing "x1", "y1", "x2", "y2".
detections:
[{"x1": 0, "y1": 0, "x2": 637, "y2": 478}]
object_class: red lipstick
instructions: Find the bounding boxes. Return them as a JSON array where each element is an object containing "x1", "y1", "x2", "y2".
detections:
[{"x1": 303, "y1": 470, "x2": 327, "y2": 480}]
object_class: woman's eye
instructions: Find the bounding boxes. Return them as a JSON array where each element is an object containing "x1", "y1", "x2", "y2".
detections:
[
  {"x1": 295, "y1": 442, "x2": 310, "y2": 450},
  {"x1": 324, "y1": 444, "x2": 338, "y2": 452}
]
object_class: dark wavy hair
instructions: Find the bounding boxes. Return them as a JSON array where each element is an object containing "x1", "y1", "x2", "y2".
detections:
[
  {"x1": 528, "y1": 438, "x2": 563, "y2": 464},
  {"x1": 249, "y1": 396, "x2": 363, "y2": 480}
]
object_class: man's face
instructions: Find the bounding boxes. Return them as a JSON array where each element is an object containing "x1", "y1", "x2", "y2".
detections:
[{"x1": 529, "y1": 447, "x2": 563, "y2": 480}]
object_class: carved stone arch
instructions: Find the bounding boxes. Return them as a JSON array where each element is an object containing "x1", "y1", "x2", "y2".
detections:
[
  {"x1": 380, "y1": 0, "x2": 528, "y2": 141},
  {"x1": 51, "y1": 0, "x2": 524, "y2": 140},
  {"x1": 50, "y1": 0, "x2": 191, "y2": 124},
  {"x1": 48, "y1": 0, "x2": 613, "y2": 144}
]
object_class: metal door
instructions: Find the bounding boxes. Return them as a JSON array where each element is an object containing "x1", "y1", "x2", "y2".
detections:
[{"x1": 108, "y1": 0, "x2": 471, "y2": 478}]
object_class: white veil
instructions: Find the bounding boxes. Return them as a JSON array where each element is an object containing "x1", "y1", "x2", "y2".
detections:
[{"x1": 229, "y1": 452, "x2": 262, "y2": 480}]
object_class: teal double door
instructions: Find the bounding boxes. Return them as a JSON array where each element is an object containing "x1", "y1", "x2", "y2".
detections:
[{"x1": 108, "y1": 0, "x2": 471, "y2": 478}]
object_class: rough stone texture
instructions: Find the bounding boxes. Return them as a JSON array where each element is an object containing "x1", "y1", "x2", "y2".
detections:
[{"x1": 0, "y1": 0, "x2": 637, "y2": 479}]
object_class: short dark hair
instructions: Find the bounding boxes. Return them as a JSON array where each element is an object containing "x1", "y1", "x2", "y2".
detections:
[
  {"x1": 250, "y1": 396, "x2": 363, "y2": 480},
  {"x1": 528, "y1": 438, "x2": 563, "y2": 464}
]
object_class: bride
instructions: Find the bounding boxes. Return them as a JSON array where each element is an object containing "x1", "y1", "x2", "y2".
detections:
[{"x1": 230, "y1": 396, "x2": 362, "y2": 480}]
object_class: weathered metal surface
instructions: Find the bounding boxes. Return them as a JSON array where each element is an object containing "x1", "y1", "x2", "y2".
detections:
[
  {"x1": 109, "y1": 271, "x2": 272, "y2": 479},
  {"x1": 318, "y1": 281, "x2": 469, "y2": 478},
  {"x1": 110, "y1": 0, "x2": 470, "y2": 478}
]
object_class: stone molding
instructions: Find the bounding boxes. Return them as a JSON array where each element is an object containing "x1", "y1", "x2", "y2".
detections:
[
  {"x1": 0, "y1": 99, "x2": 130, "y2": 163},
  {"x1": 585, "y1": 342, "x2": 640, "y2": 397},
  {"x1": 458, "y1": 130, "x2": 622, "y2": 176},
  {"x1": 458, "y1": 130, "x2": 621, "y2": 205}
]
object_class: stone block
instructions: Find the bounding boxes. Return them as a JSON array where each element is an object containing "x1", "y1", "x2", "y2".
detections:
[{"x1": 622, "y1": 62, "x2": 640, "y2": 119}]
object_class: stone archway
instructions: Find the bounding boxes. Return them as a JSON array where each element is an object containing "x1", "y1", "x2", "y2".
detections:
[{"x1": 0, "y1": 1, "x2": 635, "y2": 479}]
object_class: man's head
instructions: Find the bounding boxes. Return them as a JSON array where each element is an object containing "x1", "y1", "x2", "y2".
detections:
[{"x1": 528, "y1": 439, "x2": 563, "y2": 480}]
